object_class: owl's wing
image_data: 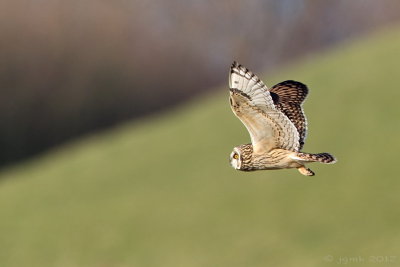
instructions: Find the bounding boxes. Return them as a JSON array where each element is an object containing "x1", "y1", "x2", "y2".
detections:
[
  {"x1": 269, "y1": 80, "x2": 308, "y2": 149},
  {"x1": 229, "y1": 62, "x2": 300, "y2": 153}
]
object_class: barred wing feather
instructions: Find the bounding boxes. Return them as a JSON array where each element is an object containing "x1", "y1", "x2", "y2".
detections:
[{"x1": 229, "y1": 62, "x2": 300, "y2": 153}]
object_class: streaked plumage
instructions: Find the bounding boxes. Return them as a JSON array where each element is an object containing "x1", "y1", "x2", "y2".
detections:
[{"x1": 228, "y1": 61, "x2": 336, "y2": 176}]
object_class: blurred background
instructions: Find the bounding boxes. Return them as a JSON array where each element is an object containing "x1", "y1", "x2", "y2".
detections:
[
  {"x1": 1, "y1": 0, "x2": 400, "y2": 166},
  {"x1": 1, "y1": 0, "x2": 400, "y2": 266}
]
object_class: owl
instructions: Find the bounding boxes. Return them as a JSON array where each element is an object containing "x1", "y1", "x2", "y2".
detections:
[{"x1": 228, "y1": 61, "x2": 336, "y2": 176}]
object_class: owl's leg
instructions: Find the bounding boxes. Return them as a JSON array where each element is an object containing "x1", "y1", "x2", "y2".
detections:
[{"x1": 297, "y1": 166, "x2": 315, "y2": 176}]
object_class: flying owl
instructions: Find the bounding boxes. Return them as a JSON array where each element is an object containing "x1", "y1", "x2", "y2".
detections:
[{"x1": 228, "y1": 61, "x2": 336, "y2": 176}]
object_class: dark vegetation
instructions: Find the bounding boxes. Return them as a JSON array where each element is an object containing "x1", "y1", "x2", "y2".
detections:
[{"x1": 1, "y1": 0, "x2": 399, "y2": 166}]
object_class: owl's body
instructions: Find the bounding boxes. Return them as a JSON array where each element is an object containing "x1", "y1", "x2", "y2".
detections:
[{"x1": 228, "y1": 62, "x2": 336, "y2": 176}]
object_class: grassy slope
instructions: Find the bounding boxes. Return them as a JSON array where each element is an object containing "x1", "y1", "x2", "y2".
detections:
[{"x1": 1, "y1": 27, "x2": 400, "y2": 267}]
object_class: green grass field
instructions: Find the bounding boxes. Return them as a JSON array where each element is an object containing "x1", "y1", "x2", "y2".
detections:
[{"x1": 1, "y1": 27, "x2": 400, "y2": 266}]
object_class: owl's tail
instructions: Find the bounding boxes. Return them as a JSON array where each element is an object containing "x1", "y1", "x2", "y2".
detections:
[{"x1": 293, "y1": 152, "x2": 337, "y2": 164}]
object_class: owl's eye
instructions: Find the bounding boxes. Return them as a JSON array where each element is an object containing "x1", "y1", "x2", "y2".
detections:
[{"x1": 233, "y1": 153, "x2": 239, "y2": 159}]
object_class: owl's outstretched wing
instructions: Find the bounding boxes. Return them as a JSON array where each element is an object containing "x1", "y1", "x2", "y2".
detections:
[
  {"x1": 269, "y1": 80, "x2": 308, "y2": 149},
  {"x1": 229, "y1": 62, "x2": 300, "y2": 153}
]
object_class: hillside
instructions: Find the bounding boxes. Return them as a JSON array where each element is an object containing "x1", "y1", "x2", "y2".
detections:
[{"x1": 0, "y1": 27, "x2": 400, "y2": 266}]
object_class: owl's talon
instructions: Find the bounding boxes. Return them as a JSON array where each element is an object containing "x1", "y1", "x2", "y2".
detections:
[{"x1": 297, "y1": 166, "x2": 315, "y2": 176}]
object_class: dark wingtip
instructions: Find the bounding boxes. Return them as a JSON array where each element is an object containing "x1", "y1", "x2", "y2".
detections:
[
  {"x1": 270, "y1": 91, "x2": 280, "y2": 105},
  {"x1": 230, "y1": 61, "x2": 239, "y2": 73},
  {"x1": 270, "y1": 80, "x2": 309, "y2": 103}
]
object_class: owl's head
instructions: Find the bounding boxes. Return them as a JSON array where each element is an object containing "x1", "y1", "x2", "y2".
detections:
[
  {"x1": 229, "y1": 147, "x2": 243, "y2": 170},
  {"x1": 229, "y1": 144, "x2": 253, "y2": 171}
]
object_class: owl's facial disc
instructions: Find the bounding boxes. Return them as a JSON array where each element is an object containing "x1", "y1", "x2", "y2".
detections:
[{"x1": 229, "y1": 148, "x2": 242, "y2": 169}]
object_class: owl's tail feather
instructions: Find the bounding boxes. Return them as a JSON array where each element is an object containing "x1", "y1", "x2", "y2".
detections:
[{"x1": 295, "y1": 152, "x2": 337, "y2": 164}]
